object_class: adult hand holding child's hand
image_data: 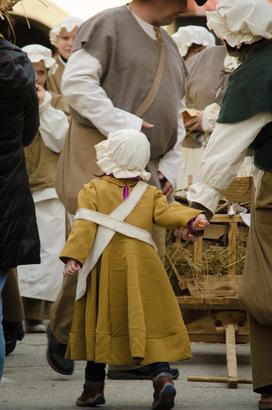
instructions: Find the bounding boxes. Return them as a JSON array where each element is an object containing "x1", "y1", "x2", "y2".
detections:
[{"x1": 175, "y1": 214, "x2": 209, "y2": 242}]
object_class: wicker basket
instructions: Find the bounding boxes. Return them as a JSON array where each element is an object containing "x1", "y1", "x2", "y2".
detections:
[{"x1": 222, "y1": 176, "x2": 253, "y2": 203}]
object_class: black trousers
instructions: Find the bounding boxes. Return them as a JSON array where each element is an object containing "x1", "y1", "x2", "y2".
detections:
[{"x1": 85, "y1": 361, "x2": 171, "y2": 382}]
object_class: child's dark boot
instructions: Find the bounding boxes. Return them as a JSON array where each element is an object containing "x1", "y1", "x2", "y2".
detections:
[
  {"x1": 152, "y1": 372, "x2": 176, "y2": 410},
  {"x1": 76, "y1": 381, "x2": 105, "y2": 407}
]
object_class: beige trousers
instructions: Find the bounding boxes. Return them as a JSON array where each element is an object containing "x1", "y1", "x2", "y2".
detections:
[
  {"x1": 242, "y1": 170, "x2": 272, "y2": 392},
  {"x1": 23, "y1": 297, "x2": 52, "y2": 321},
  {"x1": 249, "y1": 314, "x2": 272, "y2": 392}
]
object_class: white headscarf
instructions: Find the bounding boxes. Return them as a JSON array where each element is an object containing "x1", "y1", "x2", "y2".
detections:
[
  {"x1": 172, "y1": 25, "x2": 215, "y2": 57},
  {"x1": 95, "y1": 129, "x2": 151, "y2": 181},
  {"x1": 49, "y1": 16, "x2": 83, "y2": 46},
  {"x1": 207, "y1": 0, "x2": 272, "y2": 49},
  {"x1": 22, "y1": 44, "x2": 57, "y2": 75}
]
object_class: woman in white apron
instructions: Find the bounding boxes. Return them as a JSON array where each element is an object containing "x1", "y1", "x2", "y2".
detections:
[{"x1": 17, "y1": 45, "x2": 69, "y2": 332}]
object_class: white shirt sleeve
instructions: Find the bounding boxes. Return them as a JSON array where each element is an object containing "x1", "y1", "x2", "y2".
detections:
[
  {"x1": 61, "y1": 49, "x2": 143, "y2": 137},
  {"x1": 39, "y1": 91, "x2": 69, "y2": 153},
  {"x1": 187, "y1": 112, "x2": 272, "y2": 213},
  {"x1": 202, "y1": 103, "x2": 220, "y2": 133},
  {"x1": 158, "y1": 99, "x2": 186, "y2": 188}
]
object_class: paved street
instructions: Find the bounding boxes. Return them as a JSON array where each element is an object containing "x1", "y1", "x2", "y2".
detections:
[{"x1": 1, "y1": 334, "x2": 259, "y2": 410}]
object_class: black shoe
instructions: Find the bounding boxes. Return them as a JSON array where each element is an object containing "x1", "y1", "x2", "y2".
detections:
[
  {"x1": 46, "y1": 326, "x2": 74, "y2": 375},
  {"x1": 3, "y1": 321, "x2": 24, "y2": 356},
  {"x1": 107, "y1": 366, "x2": 180, "y2": 380}
]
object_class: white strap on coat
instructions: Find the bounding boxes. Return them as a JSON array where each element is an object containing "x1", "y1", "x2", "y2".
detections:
[
  {"x1": 74, "y1": 181, "x2": 151, "y2": 300},
  {"x1": 75, "y1": 209, "x2": 156, "y2": 249}
]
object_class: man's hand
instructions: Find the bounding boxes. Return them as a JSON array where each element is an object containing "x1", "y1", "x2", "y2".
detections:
[
  {"x1": 184, "y1": 111, "x2": 203, "y2": 132},
  {"x1": 142, "y1": 120, "x2": 154, "y2": 129},
  {"x1": 64, "y1": 259, "x2": 81, "y2": 277},
  {"x1": 36, "y1": 84, "x2": 46, "y2": 105},
  {"x1": 158, "y1": 171, "x2": 173, "y2": 198}
]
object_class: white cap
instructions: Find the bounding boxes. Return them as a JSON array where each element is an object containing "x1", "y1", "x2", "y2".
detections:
[
  {"x1": 207, "y1": 0, "x2": 272, "y2": 49},
  {"x1": 95, "y1": 129, "x2": 151, "y2": 181},
  {"x1": 49, "y1": 16, "x2": 83, "y2": 46},
  {"x1": 172, "y1": 25, "x2": 215, "y2": 57},
  {"x1": 22, "y1": 44, "x2": 57, "y2": 74}
]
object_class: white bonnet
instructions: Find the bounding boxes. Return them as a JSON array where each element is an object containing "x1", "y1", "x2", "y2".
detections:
[
  {"x1": 95, "y1": 129, "x2": 151, "y2": 181},
  {"x1": 172, "y1": 25, "x2": 215, "y2": 57},
  {"x1": 22, "y1": 44, "x2": 57, "y2": 74},
  {"x1": 206, "y1": 0, "x2": 272, "y2": 49},
  {"x1": 49, "y1": 16, "x2": 83, "y2": 46}
]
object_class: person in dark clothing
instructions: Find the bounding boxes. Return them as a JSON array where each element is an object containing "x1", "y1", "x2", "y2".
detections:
[
  {"x1": 0, "y1": 1, "x2": 40, "y2": 380},
  {"x1": 188, "y1": 1, "x2": 272, "y2": 409}
]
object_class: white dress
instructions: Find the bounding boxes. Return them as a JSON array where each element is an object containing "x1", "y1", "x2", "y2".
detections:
[{"x1": 18, "y1": 92, "x2": 69, "y2": 302}]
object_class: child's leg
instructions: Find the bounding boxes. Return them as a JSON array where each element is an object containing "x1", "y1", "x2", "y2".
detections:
[
  {"x1": 85, "y1": 361, "x2": 106, "y2": 382},
  {"x1": 76, "y1": 361, "x2": 106, "y2": 407},
  {"x1": 145, "y1": 362, "x2": 171, "y2": 378},
  {"x1": 149, "y1": 362, "x2": 176, "y2": 410}
]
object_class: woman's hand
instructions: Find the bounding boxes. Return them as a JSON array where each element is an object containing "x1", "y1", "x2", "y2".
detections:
[
  {"x1": 64, "y1": 259, "x2": 81, "y2": 277},
  {"x1": 174, "y1": 227, "x2": 200, "y2": 242},
  {"x1": 36, "y1": 84, "x2": 46, "y2": 105},
  {"x1": 184, "y1": 111, "x2": 203, "y2": 132},
  {"x1": 174, "y1": 214, "x2": 209, "y2": 241},
  {"x1": 158, "y1": 171, "x2": 173, "y2": 198},
  {"x1": 192, "y1": 214, "x2": 209, "y2": 231}
]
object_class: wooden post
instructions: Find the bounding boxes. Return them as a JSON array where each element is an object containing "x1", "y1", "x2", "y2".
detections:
[
  {"x1": 187, "y1": 376, "x2": 252, "y2": 385},
  {"x1": 225, "y1": 323, "x2": 238, "y2": 389},
  {"x1": 193, "y1": 236, "x2": 203, "y2": 266},
  {"x1": 227, "y1": 220, "x2": 238, "y2": 276}
]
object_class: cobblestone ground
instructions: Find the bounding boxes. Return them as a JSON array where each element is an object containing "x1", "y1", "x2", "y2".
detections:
[{"x1": 0, "y1": 334, "x2": 259, "y2": 410}]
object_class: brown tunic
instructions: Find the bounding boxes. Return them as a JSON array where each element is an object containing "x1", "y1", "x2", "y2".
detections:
[
  {"x1": 24, "y1": 130, "x2": 59, "y2": 192},
  {"x1": 72, "y1": 5, "x2": 186, "y2": 159},
  {"x1": 56, "y1": 6, "x2": 187, "y2": 214},
  {"x1": 185, "y1": 46, "x2": 227, "y2": 110},
  {"x1": 47, "y1": 55, "x2": 70, "y2": 116}
]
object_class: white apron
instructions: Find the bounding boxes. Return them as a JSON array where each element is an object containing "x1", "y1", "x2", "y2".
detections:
[{"x1": 18, "y1": 189, "x2": 65, "y2": 302}]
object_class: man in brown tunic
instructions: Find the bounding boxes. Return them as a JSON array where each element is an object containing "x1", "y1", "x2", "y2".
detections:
[{"x1": 47, "y1": 0, "x2": 208, "y2": 378}]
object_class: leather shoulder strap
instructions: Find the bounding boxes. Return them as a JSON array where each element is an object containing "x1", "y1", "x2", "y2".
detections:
[{"x1": 136, "y1": 32, "x2": 166, "y2": 118}]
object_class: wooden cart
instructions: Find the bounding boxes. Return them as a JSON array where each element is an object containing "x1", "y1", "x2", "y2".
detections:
[{"x1": 166, "y1": 213, "x2": 251, "y2": 388}]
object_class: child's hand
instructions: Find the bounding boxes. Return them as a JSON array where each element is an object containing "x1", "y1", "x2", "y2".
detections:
[
  {"x1": 36, "y1": 84, "x2": 46, "y2": 105},
  {"x1": 64, "y1": 259, "x2": 81, "y2": 277},
  {"x1": 192, "y1": 214, "x2": 209, "y2": 231}
]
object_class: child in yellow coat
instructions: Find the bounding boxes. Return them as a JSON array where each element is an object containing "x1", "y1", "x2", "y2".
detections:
[{"x1": 60, "y1": 129, "x2": 208, "y2": 410}]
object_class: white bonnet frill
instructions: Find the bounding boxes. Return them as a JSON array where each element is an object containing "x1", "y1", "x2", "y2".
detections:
[
  {"x1": 22, "y1": 44, "x2": 57, "y2": 74},
  {"x1": 49, "y1": 16, "x2": 83, "y2": 46},
  {"x1": 95, "y1": 129, "x2": 151, "y2": 181},
  {"x1": 206, "y1": 0, "x2": 272, "y2": 49},
  {"x1": 172, "y1": 25, "x2": 215, "y2": 57}
]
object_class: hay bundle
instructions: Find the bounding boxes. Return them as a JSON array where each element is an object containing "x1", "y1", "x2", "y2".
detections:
[{"x1": 165, "y1": 228, "x2": 248, "y2": 296}]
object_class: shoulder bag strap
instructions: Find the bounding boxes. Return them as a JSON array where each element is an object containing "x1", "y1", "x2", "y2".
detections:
[{"x1": 136, "y1": 29, "x2": 166, "y2": 118}]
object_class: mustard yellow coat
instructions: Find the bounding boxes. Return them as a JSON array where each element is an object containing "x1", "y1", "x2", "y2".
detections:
[{"x1": 61, "y1": 176, "x2": 200, "y2": 365}]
